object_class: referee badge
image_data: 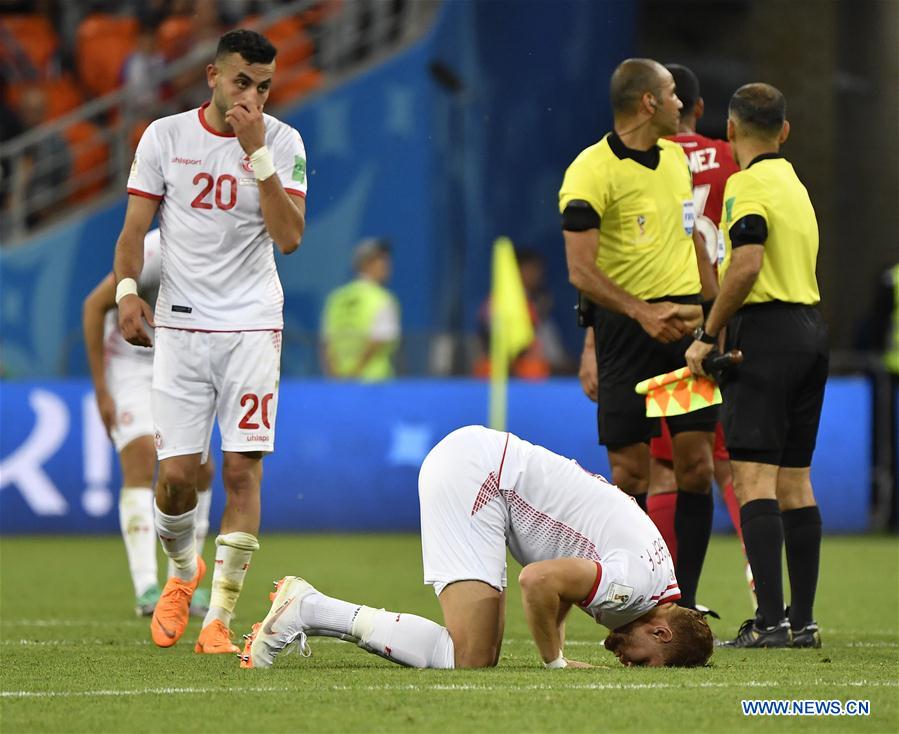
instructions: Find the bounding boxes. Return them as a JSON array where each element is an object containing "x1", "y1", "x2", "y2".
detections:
[{"x1": 682, "y1": 200, "x2": 695, "y2": 235}]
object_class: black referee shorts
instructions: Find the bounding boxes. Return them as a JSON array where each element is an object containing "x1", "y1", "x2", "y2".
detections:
[
  {"x1": 592, "y1": 296, "x2": 717, "y2": 449},
  {"x1": 722, "y1": 302, "x2": 829, "y2": 467}
]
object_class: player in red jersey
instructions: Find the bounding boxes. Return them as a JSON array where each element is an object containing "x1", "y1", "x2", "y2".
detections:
[{"x1": 647, "y1": 64, "x2": 753, "y2": 606}]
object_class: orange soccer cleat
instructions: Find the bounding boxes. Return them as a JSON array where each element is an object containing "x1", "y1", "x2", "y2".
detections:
[
  {"x1": 151, "y1": 556, "x2": 206, "y2": 648},
  {"x1": 194, "y1": 619, "x2": 240, "y2": 654}
]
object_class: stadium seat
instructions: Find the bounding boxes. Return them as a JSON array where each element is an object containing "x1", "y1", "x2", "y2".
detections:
[
  {"x1": 267, "y1": 66, "x2": 323, "y2": 106},
  {"x1": 263, "y1": 16, "x2": 314, "y2": 68},
  {"x1": 6, "y1": 74, "x2": 85, "y2": 120},
  {"x1": 156, "y1": 15, "x2": 194, "y2": 61},
  {"x1": 76, "y1": 14, "x2": 138, "y2": 97},
  {"x1": 63, "y1": 121, "x2": 109, "y2": 202},
  {"x1": 0, "y1": 14, "x2": 59, "y2": 73}
]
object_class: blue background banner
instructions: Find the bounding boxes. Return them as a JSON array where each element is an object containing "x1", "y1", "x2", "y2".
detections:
[{"x1": 0, "y1": 377, "x2": 871, "y2": 534}]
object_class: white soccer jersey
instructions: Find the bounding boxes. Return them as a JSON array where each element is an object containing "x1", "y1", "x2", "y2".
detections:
[
  {"x1": 104, "y1": 228, "x2": 161, "y2": 361},
  {"x1": 424, "y1": 426, "x2": 680, "y2": 630},
  {"x1": 126, "y1": 103, "x2": 308, "y2": 331}
]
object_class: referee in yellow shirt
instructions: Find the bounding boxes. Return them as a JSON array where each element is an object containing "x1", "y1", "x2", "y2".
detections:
[
  {"x1": 560, "y1": 58, "x2": 718, "y2": 612},
  {"x1": 686, "y1": 83, "x2": 827, "y2": 649}
]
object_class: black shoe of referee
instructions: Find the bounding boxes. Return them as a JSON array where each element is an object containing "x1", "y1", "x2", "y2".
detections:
[
  {"x1": 790, "y1": 622, "x2": 822, "y2": 648},
  {"x1": 721, "y1": 617, "x2": 790, "y2": 648}
]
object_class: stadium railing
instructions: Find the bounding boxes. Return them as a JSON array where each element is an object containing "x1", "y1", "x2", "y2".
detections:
[{"x1": 0, "y1": 0, "x2": 438, "y2": 246}]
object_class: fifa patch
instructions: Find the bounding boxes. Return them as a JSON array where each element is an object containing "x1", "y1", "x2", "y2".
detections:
[
  {"x1": 606, "y1": 583, "x2": 633, "y2": 605},
  {"x1": 130, "y1": 155, "x2": 139, "y2": 176},
  {"x1": 292, "y1": 155, "x2": 306, "y2": 183},
  {"x1": 682, "y1": 199, "x2": 695, "y2": 235},
  {"x1": 725, "y1": 196, "x2": 735, "y2": 223}
]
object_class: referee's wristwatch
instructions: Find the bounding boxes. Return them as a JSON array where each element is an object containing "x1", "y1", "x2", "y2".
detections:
[{"x1": 693, "y1": 326, "x2": 718, "y2": 345}]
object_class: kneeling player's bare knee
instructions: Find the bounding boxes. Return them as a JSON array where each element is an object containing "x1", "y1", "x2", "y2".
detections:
[{"x1": 454, "y1": 646, "x2": 498, "y2": 669}]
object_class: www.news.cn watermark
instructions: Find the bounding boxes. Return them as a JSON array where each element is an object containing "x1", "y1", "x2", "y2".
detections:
[{"x1": 742, "y1": 700, "x2": 871, "y2": 716}]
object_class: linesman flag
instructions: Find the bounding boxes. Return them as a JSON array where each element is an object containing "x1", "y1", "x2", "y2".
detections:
[
  {"x1": 488, "y1": 237, "x2": 534, "y2": 431},
  {"x1": 635, "y1": 367, "x2": 721, "y2": 418}
]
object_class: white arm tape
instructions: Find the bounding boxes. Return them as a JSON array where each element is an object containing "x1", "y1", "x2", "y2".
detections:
[
  {"x1": 543, "y1": 655, "x2": 568, "y2": 669},
  {"x1": 115, "y1": 278, "x2": 138, "y2": 304},
  {"x1": 250, "y1": 145, "x2": 276, "y2": 182}
]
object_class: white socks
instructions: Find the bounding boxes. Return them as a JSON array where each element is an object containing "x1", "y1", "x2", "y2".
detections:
[
  {"x1": 299, "y1": 593, "x2": 455, "y2": 669},
  {"x1": 202, "y1": 532, "x2": 259, "y2": 628},
  {"x1": 168, "y1": 489, "x2": 211, "y2": 580},
  {"x1": 154, "y1": 504, "x2": 197, "y2": 581},
  {"x1": 353, "y1": 606, "x2": 455, "y2": 668},
  {"x1": 118, "y1": 487, "x2": 157, "y2": 596}
]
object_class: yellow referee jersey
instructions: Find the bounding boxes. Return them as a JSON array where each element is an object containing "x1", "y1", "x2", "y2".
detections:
[
  {"x1": 559, "y1": 133, "x2": 700, "y2": 300},
  {"x1": 720, "y1": 154, "x2": 820, "y2": 305}
]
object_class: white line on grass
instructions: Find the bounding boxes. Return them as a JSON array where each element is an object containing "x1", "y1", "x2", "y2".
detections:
[
  {"x1": 1, "y1": 639, "x2": 153, "y2": 647},
  {"x1": 3, "y1": 680, "x2": 896, "y2": 699}
]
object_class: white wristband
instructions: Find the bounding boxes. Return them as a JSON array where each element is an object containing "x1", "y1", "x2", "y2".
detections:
[
  {"x1": 115, "y1": 278, "x2": 138, "y2": 304},
  {"x1": 250, "y1": 145, "x2": 276, "y2": 182},
  {"x1": 543, "y1": 655, "x2": 568, "y2": 669}
]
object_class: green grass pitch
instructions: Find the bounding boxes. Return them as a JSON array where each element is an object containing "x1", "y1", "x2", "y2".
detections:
[{"x1": 1, "y1": 533, "x2": 897, "y2": 732}]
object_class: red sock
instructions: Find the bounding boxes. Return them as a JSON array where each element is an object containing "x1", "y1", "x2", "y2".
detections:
[
  {"x1": 722, "y1": 482, "x2": 743, "y2": 542},
  {"x1": 647, "y1": 492, "x2": 678, "y2": 565}
]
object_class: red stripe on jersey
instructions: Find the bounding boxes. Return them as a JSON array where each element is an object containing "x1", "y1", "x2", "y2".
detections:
[
  {"x1": 650, "y1": 583, "x2": 680, "y2": 601},
  {"x1": 578, "y1": 561, "x2": 603, "y2": 608},
  {"x1": 656, "y1": 592, "x2": 681, "y2": 605},
  {"x1": 127, "y1": 188, "x2": 163, "y2": 201},
  {"x1": 198, "y1": 103, "x2": 236, "y2": 137},
  {"x1": 284, "y1": 188, "x2": 307, "y2": 198},
  {"x1": 497, "y1": 432, "x2": 510, "y2": 487}
]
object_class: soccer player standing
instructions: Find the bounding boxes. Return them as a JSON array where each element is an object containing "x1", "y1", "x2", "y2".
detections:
[
  {"x1": 686, "y1": 84, "x2": 827, "y2": 648},
  {"x1": 113, "y1": 29, "x2": 307, "y2": 653},
  {"x1": 560, "y1": 58, "x2": 717, "y2": 611}
]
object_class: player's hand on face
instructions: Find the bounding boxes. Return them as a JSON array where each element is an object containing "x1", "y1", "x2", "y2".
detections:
[
  {"x1": 226, "y1": 102, "x2": 266, "y2": 155},
  {"x1": 637, "y1": 301, "x2": 686, "y2": 343},
  {"x1": 96, "y1": 390, "x2": 117, "y2": 437},
  {"x1": 686, "y1": 339, "x2": 714, "y2": 376},
  {"x1": 118, "y1": 294, "x2": 154, "y2": 348}
]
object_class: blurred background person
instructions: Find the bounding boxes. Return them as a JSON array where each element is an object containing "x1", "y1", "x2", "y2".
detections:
[
  {"x1": 473, "y1": 248, "x2": 574, "y2": 380},
  {"x1": 320, "y1": 238, "x2": 401, "y2": 381},
  {"x1": 17, "y1": 86, "x2": 71, "y2": 227}
]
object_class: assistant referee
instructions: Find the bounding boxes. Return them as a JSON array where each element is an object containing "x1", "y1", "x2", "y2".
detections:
[{"x1": 686, "y1": 83, "x2": 827, "y2": 649}]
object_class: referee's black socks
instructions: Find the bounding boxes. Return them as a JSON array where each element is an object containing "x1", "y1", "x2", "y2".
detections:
[
  {"x1": 782, "y1": 505, "x2": 822, "y2": 629},
  {"x1": 674, "y1": 490, "x2": 713, "y2": 609},
  {"x1": 740, "y1": 499, "x2": 785, "y2": 628}
]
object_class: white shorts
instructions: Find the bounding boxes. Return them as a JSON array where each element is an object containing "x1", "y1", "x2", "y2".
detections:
[
  {"x1": 152, "y1": 328, "x2": 282, "y2": 460},
  {"x1": 419, "y1": 428, "x2": 509, "y2": 596},
  {"x1": 107, "y1": 356, "x2": 154, "y2": 452}
]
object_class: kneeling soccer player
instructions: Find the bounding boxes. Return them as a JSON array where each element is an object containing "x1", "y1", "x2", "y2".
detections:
[{"x1": 241, "y1": 426, "x2": 713, "y2": 669}]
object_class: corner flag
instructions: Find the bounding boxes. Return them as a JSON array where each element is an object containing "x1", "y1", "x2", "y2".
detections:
[{"x1": 488, "y1": 237, "x2": 534, "y2": 430}]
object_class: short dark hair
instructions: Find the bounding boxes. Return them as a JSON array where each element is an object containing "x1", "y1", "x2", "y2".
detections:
[
  {"x1": 610, "y1": 58, "x2": 665, "y2": 115},
  {"x1": 664, "y1": 607, "x2": 714, "y2": 667},
  {"x1": 215, "y1": 29, "x2": 277, "y2": 65},
  {"x1": 666, "y1": 63, "x2": 700, "y2": 114},
  {"x1": 729, "y1": 83, "x2": 786, "y2": 138}
]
